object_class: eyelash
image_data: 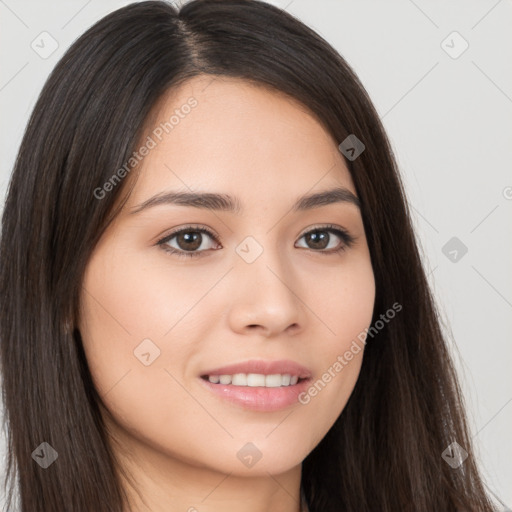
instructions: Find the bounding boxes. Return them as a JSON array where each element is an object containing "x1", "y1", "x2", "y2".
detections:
[{"x1": 156, "y1": 224, "x2": 356, "y2": 259}]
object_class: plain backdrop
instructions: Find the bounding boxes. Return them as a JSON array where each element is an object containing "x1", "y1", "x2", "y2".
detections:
[{"x1": 1, "y1": 0, "x2": 511, "y2": 509}]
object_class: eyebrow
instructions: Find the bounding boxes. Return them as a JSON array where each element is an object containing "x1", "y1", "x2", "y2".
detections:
[{"x1": 129, "y1": 186, "x2": 360, "y2": 215}]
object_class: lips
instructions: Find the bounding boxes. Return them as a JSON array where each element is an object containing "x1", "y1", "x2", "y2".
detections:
[{"x1": 198, "y1": 359, "x2": 313, "y2": 412}]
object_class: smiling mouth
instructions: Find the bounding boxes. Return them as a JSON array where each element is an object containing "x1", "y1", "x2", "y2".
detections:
[
  {"x1": 199, "y1": 367, "x2": 312, "y2": 411},
  {"x1": 200, "y1": 373, "x2": 308, "y2": 388}
]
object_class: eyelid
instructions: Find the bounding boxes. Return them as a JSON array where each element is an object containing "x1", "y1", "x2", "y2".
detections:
[
  {"x1": 156, "y1": 223, "x2": 356, "y2": 259},
  {"x1": 156, "y1": 224, "x2": 220, "y2": 253},
  {"x1": 296, "y1": 223, "x2": 357, "y2": 251}
]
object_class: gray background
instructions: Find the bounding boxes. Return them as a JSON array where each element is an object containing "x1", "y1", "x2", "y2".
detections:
[{"x1": 1, "y1": 0, "x2": 511, "y2": 509}]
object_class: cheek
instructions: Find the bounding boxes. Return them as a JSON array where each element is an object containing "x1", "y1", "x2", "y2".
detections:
[
  {"x1": 78, "y1": 237, "x2": 217, "y2": 363},
  {"x1": 295, "y1": 254, "x2": 375, "y2": 433},
  {"x1": 77, "y1": 243, "x2": 194, "y2": 405},
  {"x1": 311, "y1": 249, "x2": 376, "y2": 359},
  {"x1": 326, "y1": 250, "x2": 376, "y2": 324},
  {"x1": 77, "y1": 246, "x2": 216, "y2": 468}
]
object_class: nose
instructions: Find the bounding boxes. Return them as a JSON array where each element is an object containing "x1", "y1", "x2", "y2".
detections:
[{"x1": 226, "y1": 247, "x2": 304, "y2": 338}]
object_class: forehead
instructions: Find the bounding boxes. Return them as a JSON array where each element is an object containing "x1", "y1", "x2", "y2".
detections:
[{"x1": 123, "y1": 75, "x2": 356, "y2": 209}]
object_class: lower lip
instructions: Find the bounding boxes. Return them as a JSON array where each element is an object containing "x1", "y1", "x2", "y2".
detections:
[{"x1": 199, "y1": 377, "x2": 311, "y2": 412}]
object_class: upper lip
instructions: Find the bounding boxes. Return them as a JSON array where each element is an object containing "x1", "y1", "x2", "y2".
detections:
[{"x1": 200, "y1": 359, "x2": 312, "y2": 379}]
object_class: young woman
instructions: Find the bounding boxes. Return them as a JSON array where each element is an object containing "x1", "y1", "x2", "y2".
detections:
[{"x1": 0, "y1": 1, "x2": 496, "y2": 511}]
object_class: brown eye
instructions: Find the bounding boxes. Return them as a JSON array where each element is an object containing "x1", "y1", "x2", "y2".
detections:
[
  {"x1": 157, "y1": 226, "x2": 220, "y2": 259},
  {"x1": 295, "y1": 225, "x2": 356, "y2": 254},
  {"x1": 303, "y1": 230, "x2": 330, "y2": 250},
  {"x1": 174, "y1": 231, "x2": 203, "y2": 251}
]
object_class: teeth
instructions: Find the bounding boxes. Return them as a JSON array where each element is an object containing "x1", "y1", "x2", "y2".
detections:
[
  {"x1": 232, "y1": 373, "x2": 247, "y2": 386},
  {"x1": 207, "y1": 373, "x2": 301, "y2": 387},
  {"x1": 248, "y1": 373, "x2": 265, "y2": 387},
  {"x1": 219, "y1": 375, "x2": 232, "y2": 385}
]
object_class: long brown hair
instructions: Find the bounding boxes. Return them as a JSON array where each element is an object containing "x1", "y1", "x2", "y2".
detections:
[{"x1": 0, "y1": 1, "x2": 495, "y2": 510}]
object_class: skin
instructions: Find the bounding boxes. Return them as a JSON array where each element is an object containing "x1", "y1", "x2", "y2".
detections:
[{"x1": 78, "y1": 75, "x2": 376, "y2": 512}]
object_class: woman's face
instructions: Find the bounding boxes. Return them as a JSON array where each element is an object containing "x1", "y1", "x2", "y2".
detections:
[{"x1": 79, "y1": 75, "x2": 375, "y2": 478}]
